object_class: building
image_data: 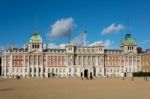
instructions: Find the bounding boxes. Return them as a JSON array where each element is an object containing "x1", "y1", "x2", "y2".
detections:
[
  {"x1": 1, "y1": 32, "x2": 142, "y2": 78},
  {"x1": 141, "y1": 51, "x2": 150, "y2": 72},
  {"x1": 0, "y1": 54, "x2": 1, "y2": 76}
]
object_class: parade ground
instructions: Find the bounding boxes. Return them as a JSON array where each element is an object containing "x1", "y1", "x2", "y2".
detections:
[{"x1": 0, "y1": 77, "x2": 150, "y2": 99}]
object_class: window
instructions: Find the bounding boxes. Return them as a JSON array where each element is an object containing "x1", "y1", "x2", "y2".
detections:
[
  {"x1": 69, "y1": 68, "x2": 71, "y2": 72},
  {"x1": 30, "y1": 68, "x2": 32, "y2": 72},
  {"x1": 75, "y1": 68, "x2": 77, "y2": 73},
  {"x1": 39, "y1": 68, "x2": 41, "y2": 73},
  {"x1": 20, "y1": 68, "x2": 22, "y2": 73},
  {"x1": 52, "y1": 68, "x2": 54, "y2": 73},
  {"x1": 37, "y1": 45, "x2": 39, "y2": 49},
  {"x1": 25, "y1": 68, "x2": 27, "y2": 73},
  {"x1": 63, "y1": 68, "x2": 65, "y2": 73},
  {"x1": 32, "y1": 45, "x2": 34, "y2": 49},
  {"x1": 43, "y1": 68, "x2": 45, "y2": 73},
  {"x1": 17, "y1": 68, "x2": 19, "y2": 72},
  {"x1": 12, "y1": 68, "x2": 14, "y2": 72},
  {"x1": 69, "y1": 48, "x2": 72, "y2": 50},
  {"x1": 56, "y1": 68, "x2": 58, "y2": 73},
  {"x1": 34, "y1": 68, "x2": 36, "y2": 73}
]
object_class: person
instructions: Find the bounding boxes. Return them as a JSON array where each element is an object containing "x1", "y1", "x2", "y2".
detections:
[
  {"x1": 81, "y1": 72, "x2": 83, "y2": 80},
  {"x1": 86, "y1": 74, "x2": 89, "y2": 80},
  {"x1": 123, "y1": 76, "x2": 124, "y2": 80},
  {"x1": 132, "y1": 76, "x2": 134, "y2": 81},
  {"x1": 90, "y1": 72, "x2": 93, "y2": 80}
]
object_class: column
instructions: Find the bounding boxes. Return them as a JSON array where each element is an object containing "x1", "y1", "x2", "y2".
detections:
[
  {"x1": 36, "y1": 55, "x2": 39, "y2": 77},
  {"x1": 28, "y1": 55, "x2": 30, "y2": 77},
  {"x1": 4, "y1": 55, "x2": 7, "y2": 77},
  {"x1": 23, "y1": 55, "x2": 25, "y2": 77},
  {"x1": 132, "y1": 57, "x2": 134, "y2": 67},
  {"x1": 45, "y1": 55, "x2": 48, "y2": 77},
  {"x1": 9, "y1": 55, "x2": 12, "y2": 77},
  {"x1": 82, "y1": 56, "x2": 83, "y2": 66}
]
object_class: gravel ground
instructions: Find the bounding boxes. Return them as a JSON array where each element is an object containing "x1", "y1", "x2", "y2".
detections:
[{"x1": 0, "y1": 77, "x2": 150, "y2": 99}]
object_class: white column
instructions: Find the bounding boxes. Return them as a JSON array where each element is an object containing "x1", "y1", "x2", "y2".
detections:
[
  {"x1": 10, "y1": 55, "x2": 12, "y2": 77},
  {"x1": 36, "y1": 55, "x2": 38, "y2": 77},
  {"x1": 45, "y1": 55, "x2": 48, "y2": 77},
  {"x1": 132, "y1": 57, "x2": 133, "y2": 67},
  {"x1": 82, "y1": 56, "x2": 83, "y2": 66},
  {"x1": 28, "y1": 55, "x2": 30, "y2": 77},
  {"x1": 23, "y1": 55, "x2": 25, "y2": 77},
  {"x1": 4, "y1": 55, "x2": 7, "y2": 77},
  {"x1": 1, "y1": 55, "x2": 4, "y2": 76}
]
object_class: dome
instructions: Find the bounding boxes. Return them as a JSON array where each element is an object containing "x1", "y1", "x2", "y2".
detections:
[
  {"x1": 121, "y1": 34, "x2": 136, "y2": 45},
  {"x1": 29, "y1": 32, "x2": 42, "y2": 43}
]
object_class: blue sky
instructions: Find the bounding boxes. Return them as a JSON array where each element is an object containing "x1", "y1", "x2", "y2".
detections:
[{"x1": 0, "y1": 0, "x2": 150, "y2": 50}]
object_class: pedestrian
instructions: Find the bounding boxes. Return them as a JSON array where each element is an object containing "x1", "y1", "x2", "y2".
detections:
[
  {"x1": 81, "y1": 72, "x2": 83, "y2": 80},
  {"x1": 90, "y1": 72, "x2": 93, "y2": 80},
  {"x1": 132, "y1": 76, "x2": 134, "y2": 81}
]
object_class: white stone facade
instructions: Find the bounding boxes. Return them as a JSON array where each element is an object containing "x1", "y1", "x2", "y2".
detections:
[{"x1": 1, "y1": 33, "x2": 141, "y2": 78}]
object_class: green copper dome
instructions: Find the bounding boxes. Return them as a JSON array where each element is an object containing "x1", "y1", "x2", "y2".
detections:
[
  {"x1": 121, "y1": 34, "x2": 136, "y2": 45},
  {"x1": 29, "y1": 32, "x2": 42, "y2": 43}
]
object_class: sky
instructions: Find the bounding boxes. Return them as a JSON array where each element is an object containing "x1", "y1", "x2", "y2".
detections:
[{"x1": 0, "y1": 0, "x2": 150, "y2": 50}]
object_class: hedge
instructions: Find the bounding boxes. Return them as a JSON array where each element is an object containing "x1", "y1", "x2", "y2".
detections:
[{"x1": 133, "y1": 72, "x2": 150, "y2": 77}]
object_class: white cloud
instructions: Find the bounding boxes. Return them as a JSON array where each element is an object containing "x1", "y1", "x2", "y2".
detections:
[
  {"x1": 0, "y1": 44, "x2": 11, "y2": 52},
  {"x1": 47, "y1": 39, "x2": 117, "y2": 49},
  {"x1": 48, "y1": 43, "x2": 66, "y2": 49},
  {"x1": 89, "y1": 41, "x2": 103, "y2": 46},
  {"x1": 101, "y1": 23, "x2": 125, "y2": 35},
  {"x1": 138, "y1": 39, "x2": 150, "y2": 49},
  {"x1": 72, "y1": 32, "x2": 88, "y2": 46},
  {"x1": 89, "y1": 40, "x2": 117, "y2": 48},
  {"x1": 47, "y1": 17, "x2": 75, "y2": 38},
  {"x1": 139, "y1": 40, "x2": 150, "y2": 45},
  {"x1": 104, "y1": 40, "x2": 115, "y2": 48}
]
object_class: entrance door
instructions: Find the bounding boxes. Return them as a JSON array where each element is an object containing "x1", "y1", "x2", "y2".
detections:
[
  {"x1": 84, "y1": 70, "x2": 88, "y2": 78},
  {"x1": 48, "y1": 73, "x2": 51, "y2": 78},
  {"x1": 124, "y1": 73, "x2": 126, "y2": 77}
]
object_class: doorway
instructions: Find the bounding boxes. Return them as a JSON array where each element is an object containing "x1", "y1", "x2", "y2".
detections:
[
  {"x1": 48, "y1": 73, "x2": 51, "y2": 78},
  {"x1": 84, "y1": 69, "x2": 88, "y2": 78}
]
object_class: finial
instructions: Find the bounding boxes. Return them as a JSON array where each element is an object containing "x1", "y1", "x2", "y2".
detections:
[
  {"x1": 68, "y1": 29, "x2": 71, "y2": 43},
  {"x1": 84, "y1": 30, "x2": 87, "y2": 47}
]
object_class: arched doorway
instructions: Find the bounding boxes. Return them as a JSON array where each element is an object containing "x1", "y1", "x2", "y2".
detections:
[{"x1": 84, "y1": 69, "x2": 88, "y2": 78}]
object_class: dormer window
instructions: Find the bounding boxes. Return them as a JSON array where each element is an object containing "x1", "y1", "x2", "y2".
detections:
[
  {"x1": 69, "y1": 47, "x2": 72, "y2": 50},
  {"x1": 32, "y1": 45, "x2": 34, "y2": 49},
  {"x1": 37, "y1": 45, "x2": 39, "y2": 49}
]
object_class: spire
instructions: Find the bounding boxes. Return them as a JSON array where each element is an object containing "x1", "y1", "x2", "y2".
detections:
[
  {"x1": 84, "y1": 30, "x2": 87, "y2": 47},
  {"x1": 68, "y1": 29, "x2": 71, "y2": 43}
]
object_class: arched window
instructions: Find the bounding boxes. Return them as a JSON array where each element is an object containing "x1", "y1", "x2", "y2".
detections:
[{"x1": 39, "y1": 68, "x2": 41, "y2": 73}]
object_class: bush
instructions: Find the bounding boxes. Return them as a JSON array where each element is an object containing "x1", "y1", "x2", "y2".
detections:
[
  {"x1": 133, "y1": 72, "x2": 150, "y2": 77},
  {"x1": 16, "y1": 75, "x2": 21, "y2": 79}
]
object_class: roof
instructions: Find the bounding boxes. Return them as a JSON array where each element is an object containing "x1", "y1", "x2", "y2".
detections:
[
  {"x1": 29, "y1": 32, "x2": 42, "y2": 43},
  {"x1": 104, "y1": 49, "x2": 123, "y2": 54},
  {"x1": 44, "y1": 49, "x2": 66, "y2": 53},
  {"x1": 5, "y1": 48, "x2": 28, "y2": 52},
  {"x1": 121, "y1": 34, "x2": 136, "y2": 45}
]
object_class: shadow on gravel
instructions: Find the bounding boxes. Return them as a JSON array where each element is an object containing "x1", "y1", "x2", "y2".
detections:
[{"x1": 0, "y1": 88, "x2": 14, "y2": 92}]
